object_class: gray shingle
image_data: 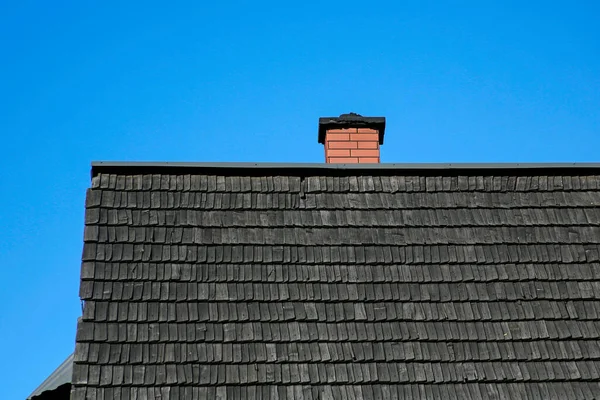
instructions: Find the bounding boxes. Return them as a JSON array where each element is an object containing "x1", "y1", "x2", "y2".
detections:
[{"x1": 71, "y1": 170, "x2": 600, "y2": 399}]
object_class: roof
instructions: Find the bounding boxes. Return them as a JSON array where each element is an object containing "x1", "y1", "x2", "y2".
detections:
[
  {"x1": 72, "y1": 162, "x2": 600, "y2": 399},
  {"x1": 28, "y1": 353, "x2": 73, "y2": 399}
]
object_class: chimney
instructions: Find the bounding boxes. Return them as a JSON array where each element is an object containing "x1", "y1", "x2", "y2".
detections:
[{"x1": 318, "y1": 113, "x2": 386, "y2": 163}]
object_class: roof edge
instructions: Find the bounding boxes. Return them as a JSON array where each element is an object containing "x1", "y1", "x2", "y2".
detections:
[
  {"x1": 91, "y1": 161, "x2": 600, "y2": 178},
  {"x1": 27, "y1": 353, "x2": 73, "y2": 399}
]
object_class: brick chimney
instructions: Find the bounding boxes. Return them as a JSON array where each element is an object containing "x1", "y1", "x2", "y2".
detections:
[{"x1": 318, "y1": 113, "x2": 386, "y2": 163}]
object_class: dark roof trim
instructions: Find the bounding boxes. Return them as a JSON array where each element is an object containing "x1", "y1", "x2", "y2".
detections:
[
  {"x1": 28, "y1": 353, "x2": 73, "y2": 399},
  {"x1": 91, "y1": 161, "x2": 600, "y2": 178},
  {"x1": 318, "y1": 114, "x2": 386, "y2": 144}
]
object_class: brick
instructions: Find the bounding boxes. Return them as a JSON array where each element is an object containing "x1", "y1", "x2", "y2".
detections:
[
  {"x1": 358, "y1": 157, "x2": 380, "y2": 163},
  {"x1": 358, "y1": 141, "x2": 379, "y2": 149},
  {"x1": 327, "y1": 128, "x2": 358, "y2": 134},
  {"x1": 328, "y1": 141, "x2": 358, "y2": 149},
  {"x1": 328, "y1": 157, "x2": 359, "y2": 163},
  {"x1": 327, "y1": 149, "x2": 352, "y2": 157},
  {"x1": 357, "y1": 128, "x2": 378, "y2": 134},
  {"x1": 351, "y1": 149, "x2": 379, "y2": 157},
  {"x1": 350, "y1": 133, "x2": 379, "y2": 141},
  {"x1": 326, "y1": 133, "x2": 350, "y2": 141}
]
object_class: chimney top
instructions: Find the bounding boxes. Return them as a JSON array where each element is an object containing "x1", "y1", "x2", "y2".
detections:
[{"x1": 318, "y1": 113, "x2": 386, "y2": 144}]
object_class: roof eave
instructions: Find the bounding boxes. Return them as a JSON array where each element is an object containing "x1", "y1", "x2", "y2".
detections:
[{"x1": 27, "y1": 353, "x2": 74, "y2": 399}]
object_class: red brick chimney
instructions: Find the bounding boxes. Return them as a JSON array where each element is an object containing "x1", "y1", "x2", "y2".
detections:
[{"x1": 318, "y1": 113, "x2": 386, "y2": 163}]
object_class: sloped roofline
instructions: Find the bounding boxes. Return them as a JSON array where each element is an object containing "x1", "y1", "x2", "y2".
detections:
[
  {"x1": 27, "y1": 353, "x2": 73, "y2": 399},
  {"x1": 91, "y1": 161, "x2": 600, "y2": 178}
]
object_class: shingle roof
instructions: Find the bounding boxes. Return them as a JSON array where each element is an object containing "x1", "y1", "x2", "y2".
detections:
[{"x1": 72, "y1": 163, "x2": 600, "y2": 399}]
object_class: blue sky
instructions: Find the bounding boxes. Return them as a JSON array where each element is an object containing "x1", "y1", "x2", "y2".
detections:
[{"x1": 1, "y1": 1, "x2": 598, "y2": 398}]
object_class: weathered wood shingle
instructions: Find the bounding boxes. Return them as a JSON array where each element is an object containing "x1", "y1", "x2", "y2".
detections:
[{"x1": 72, "y1": 171, "x2": 600, "y2": 399}]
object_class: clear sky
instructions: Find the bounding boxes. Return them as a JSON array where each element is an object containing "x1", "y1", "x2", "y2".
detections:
[{"x1": 1, "y1": 1, "x2": 599, "y2": 398}]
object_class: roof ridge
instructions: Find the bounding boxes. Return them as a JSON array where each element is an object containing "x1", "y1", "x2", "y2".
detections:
[{"x1": 90, "y1": 161, "x2": 600, "y2": 178}]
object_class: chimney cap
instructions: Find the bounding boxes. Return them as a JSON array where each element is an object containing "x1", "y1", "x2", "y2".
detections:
[{"x1": 318, "y1": 113, "x2": 386, "y2": 144}]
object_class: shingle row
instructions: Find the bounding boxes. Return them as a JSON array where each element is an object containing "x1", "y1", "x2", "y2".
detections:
[
  {"x1": 70, "y1": 381, "x2": 600, "y2": 400},
  {"x1": 74, "y1": 340, "x2": 600, "y2": 364},
  {"x1": 72, "y1": 360, "x2": 600, "y2": 386},
  {"x1": 91, "y1": 174, "x2": 600, "y2": 193},
  {"x1": 84, "y1": 226, "x2": 600, "y2": 245},
  {"x1": 76, "y1": 321, "x2": 600, "y2": 343},
  {"x1": 86, "y1": 208, "x2": 600, "y2": 227},
  {"x1": 83, "y1": 262, "x2": 600, "y2": 283},
  {"x1": 81, "y1": 243, "x2": 600, "y2": 264},
  {"x1": 86, "y1": 190, "x2": 600, "y2": 210},
  {"x1": 80, "y1": 281, "x2": 600, "y2": 302},
  {"x1": 82, "y1": 300, "x2": 600, "y2": 323}
]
